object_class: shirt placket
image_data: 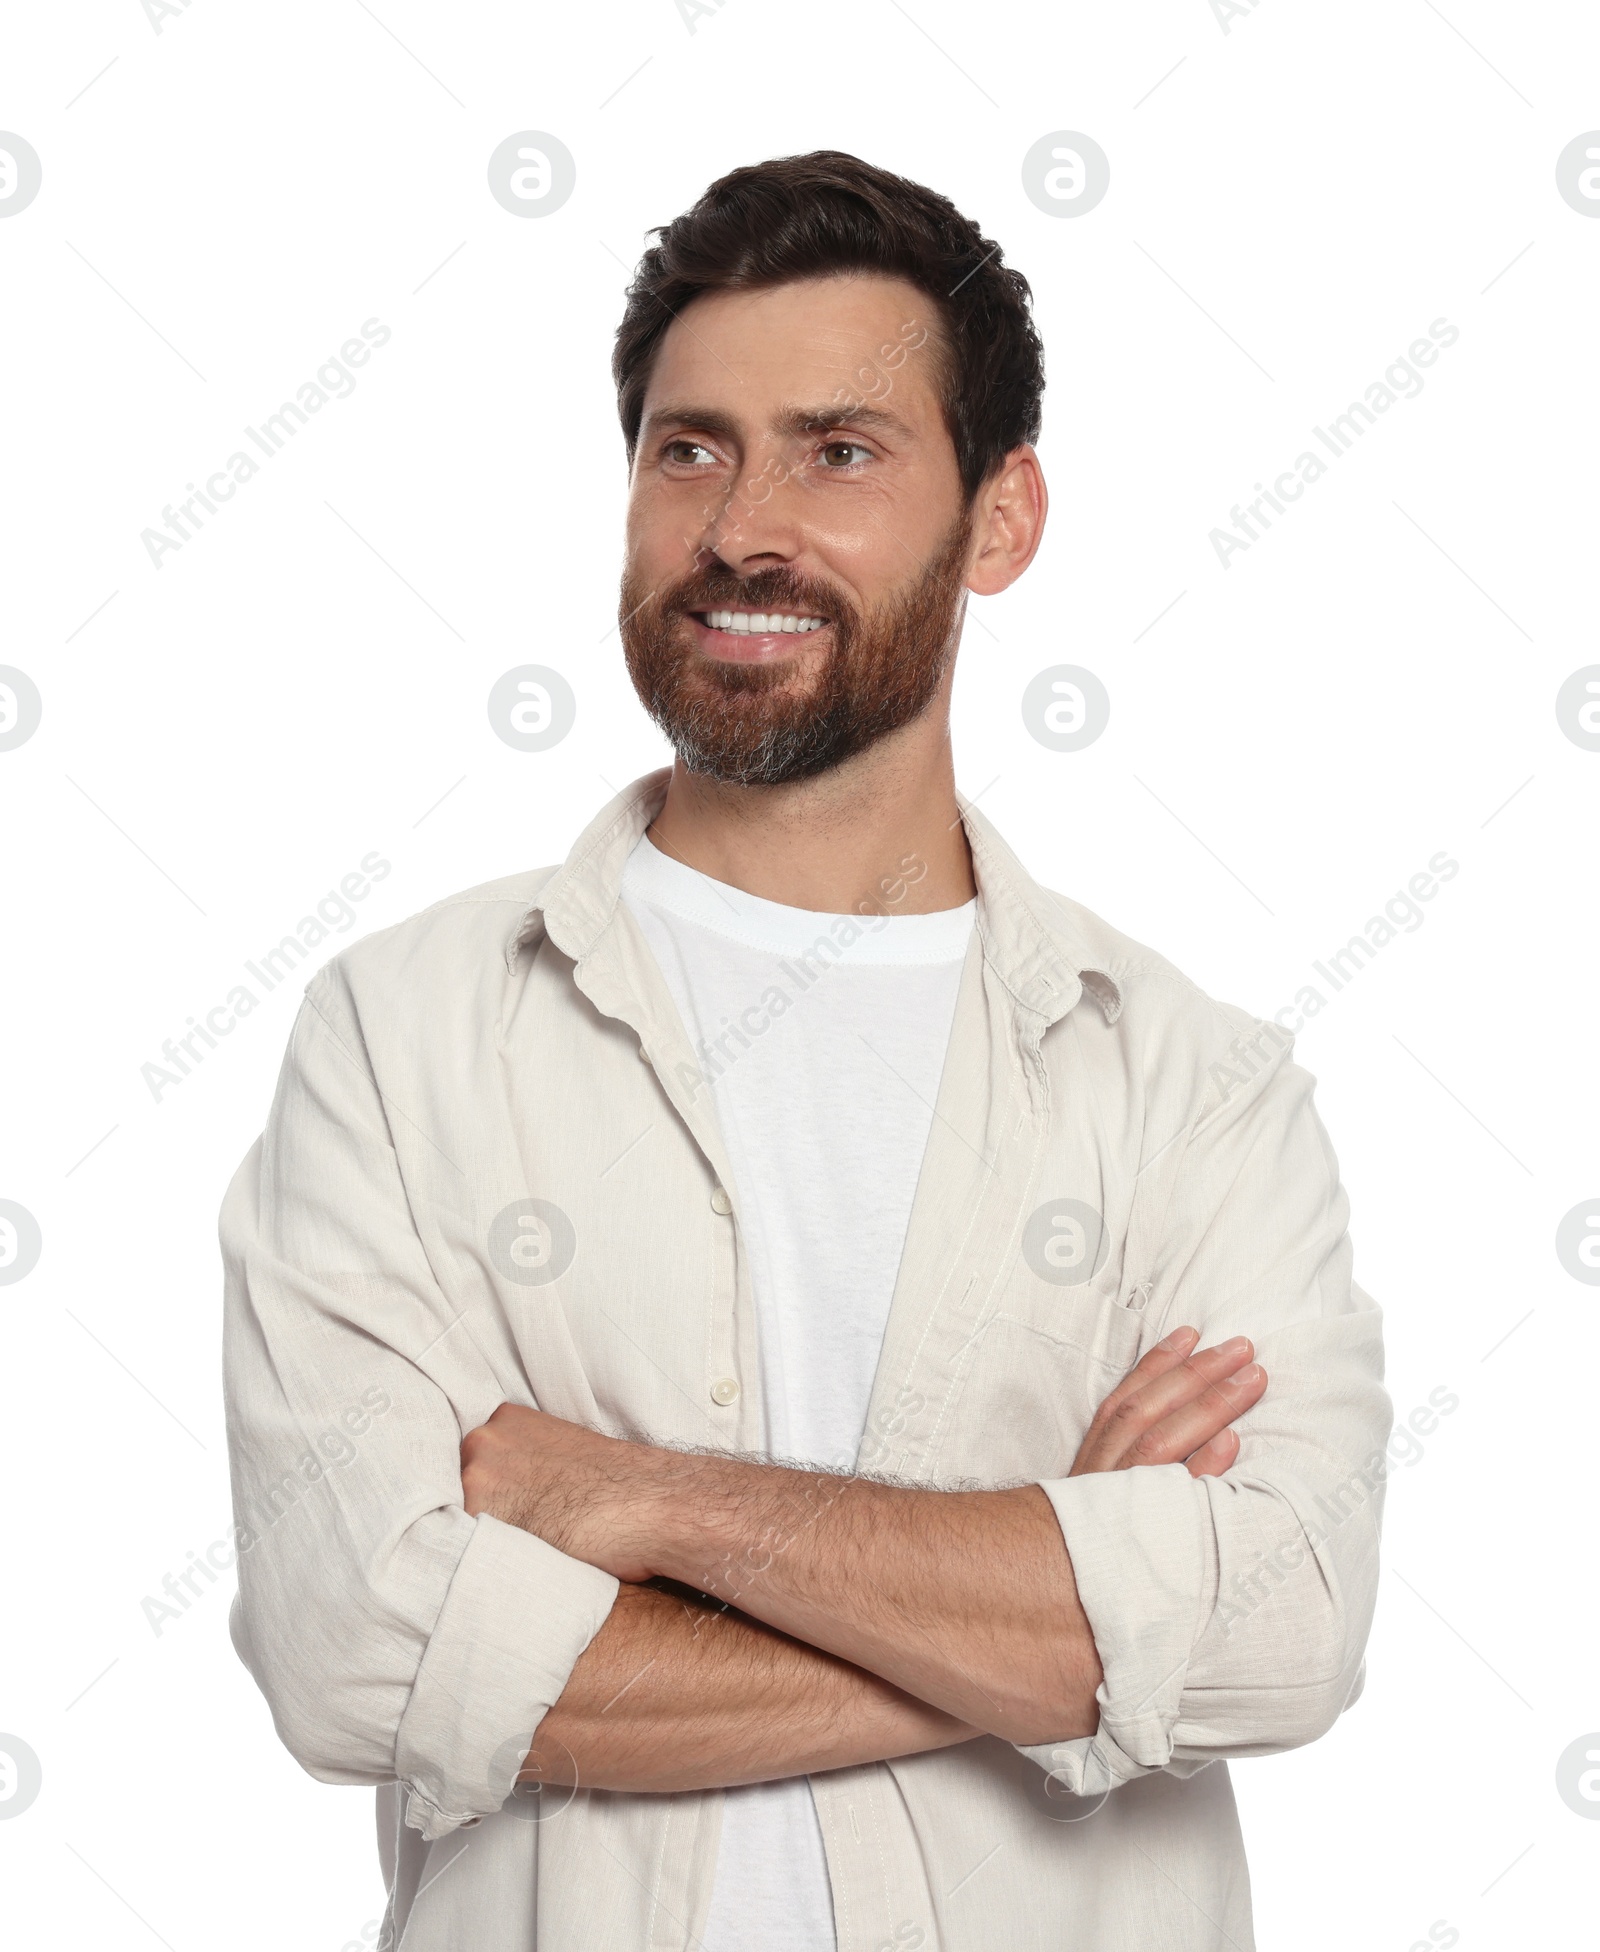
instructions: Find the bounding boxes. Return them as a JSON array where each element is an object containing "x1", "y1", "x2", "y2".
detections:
[{"x1": 564, "y1": 912, "x2": 762, "y2": 1461}]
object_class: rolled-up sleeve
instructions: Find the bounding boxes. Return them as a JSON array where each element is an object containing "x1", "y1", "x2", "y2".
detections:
[
  {"x1": 219, "y1": 967, "x2": 619, "y2": 1841},
  {"x1": 1018, "y1": 1018, "x2": 1391, "y2": 1793}
]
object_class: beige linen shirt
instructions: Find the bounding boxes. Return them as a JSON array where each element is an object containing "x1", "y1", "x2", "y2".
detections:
[{"x1": 220, "y1": 769, "x2": 1390, "y2": 1952}]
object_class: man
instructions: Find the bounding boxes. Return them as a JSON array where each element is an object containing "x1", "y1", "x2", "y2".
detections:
[{"x1": 222, "y1": 152, "x2": 1390, "y2": 1951}]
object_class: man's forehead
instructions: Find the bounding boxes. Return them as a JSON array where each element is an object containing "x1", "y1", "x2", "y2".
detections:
[{"x1": 641, "y1": 272, "x2": 940, "y2": 420}]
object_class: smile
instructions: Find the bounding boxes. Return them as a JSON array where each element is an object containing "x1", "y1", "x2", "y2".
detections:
[{"x1": 692, "y1": 610, "x2": 828, "y2": 635}]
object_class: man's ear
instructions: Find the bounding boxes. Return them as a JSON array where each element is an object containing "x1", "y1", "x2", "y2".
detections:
[{"x1": 966, "y1": 446, "x2": 1048, "y2": 598}]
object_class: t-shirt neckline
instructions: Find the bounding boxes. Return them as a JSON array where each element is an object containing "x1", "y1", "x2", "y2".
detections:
[{"x1": 620, "y1": 834, "x2": 976, "y2": 965}]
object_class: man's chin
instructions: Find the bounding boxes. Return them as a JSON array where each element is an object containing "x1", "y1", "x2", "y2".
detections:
[{"x1": 649, "y1": 685, "x2": 845, "y2": 787}]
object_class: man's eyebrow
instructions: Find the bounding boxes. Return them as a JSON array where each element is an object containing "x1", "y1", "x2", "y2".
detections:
[
  {"x1": 640, "y1": 404, "x2": 742, "y2": 445},
  {"x1": 640, "y1": 402, "x2": 916, "y2": 445},
  {"x1": 775, "y1": 403, "x2": 915, "y2": 442}
]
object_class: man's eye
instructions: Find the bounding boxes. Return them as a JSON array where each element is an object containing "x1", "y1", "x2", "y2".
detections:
[
  {"x1": 664, "y1": 440, "x2": 717, "y2": 466},
  {"x1": 819, "y1": 441, "x2": 871, "y2": 468}
]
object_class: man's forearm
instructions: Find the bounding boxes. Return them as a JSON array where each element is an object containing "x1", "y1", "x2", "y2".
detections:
[
  {"x1": 465, "y1": 1340, "x2": 1263, "y2": 1760},
  {"x1": 529, "y1": 1579, "x2": 981, "y2": 1793},
  {"x1": 642, "y1": 1462, "x2": 1103, "y2": 1747}
]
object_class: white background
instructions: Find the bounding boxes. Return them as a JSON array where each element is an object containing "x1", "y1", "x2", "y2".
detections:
[{"x1": 2, "y1": 1, "x2": 1597, "y2": 1947}]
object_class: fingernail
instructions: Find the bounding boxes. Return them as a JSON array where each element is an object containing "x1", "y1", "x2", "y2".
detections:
[
  {"x1": 1215, "y1": 1336, "x2": 1250, "y2": 1361},
  {"x1": 1223, "y1": 1363, "x2": 1263, "y2": 1387},
  {"x1": 1160, "y1": 1326, "x2": 1200, "y2": 1352}
]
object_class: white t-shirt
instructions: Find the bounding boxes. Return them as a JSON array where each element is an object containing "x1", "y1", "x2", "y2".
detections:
[{"x1": 619, "y1": 834, "x2": 974, "y2": 1952}]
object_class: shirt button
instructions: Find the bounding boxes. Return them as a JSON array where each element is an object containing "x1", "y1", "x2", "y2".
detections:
[
  {"x1": 710, "y1": 1376, "x2": 740, "y2": 1406},
  {"x1": 637, "y1": 1045, "x2": 650, "y2": 1062},
  {"x1": 709, "y1": 1186, "x2": 733, "y2": 1215}
]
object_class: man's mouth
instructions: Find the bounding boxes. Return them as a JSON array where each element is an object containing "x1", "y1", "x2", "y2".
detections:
[
  {"x1": 684, "y1": 607, "x2": 834, "y2": 663},
  {"x1": 690, "y1": 609, "x2": 829, "y2": 636}
]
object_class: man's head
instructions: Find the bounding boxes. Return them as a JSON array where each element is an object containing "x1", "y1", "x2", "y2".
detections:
[{"x1": 613, "y1": 152, "x2": 1047, "y2": 788}]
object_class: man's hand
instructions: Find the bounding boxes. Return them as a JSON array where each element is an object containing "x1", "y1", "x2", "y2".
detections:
[
  {"x1": 1071, "y1": 1324, "x2": 1267, "y2": 1479},
  {"x1": 460, "y1": 1404, "x2": 680, "y2": 1582}
]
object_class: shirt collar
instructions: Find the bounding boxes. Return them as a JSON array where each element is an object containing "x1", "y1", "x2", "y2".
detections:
[{"x1": 507, "y1": 768, "x2": 1122, "y2": 1028}]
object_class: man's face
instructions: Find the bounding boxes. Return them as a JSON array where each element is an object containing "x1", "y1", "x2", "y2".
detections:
[{"x1": 620, "y1": 274, "x2": 974, "y2": 786}]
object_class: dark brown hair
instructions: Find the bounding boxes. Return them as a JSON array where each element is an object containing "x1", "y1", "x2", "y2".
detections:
[{"x1": 612, "y1": 150, "x2": 1045, "y2": 502}]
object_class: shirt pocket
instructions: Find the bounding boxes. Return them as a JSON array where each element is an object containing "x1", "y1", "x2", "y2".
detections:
[
  {"x1": 996, "y1": 1187, "x2": 1152, "y2": 1364},
  {"x1": 938, "y1": 1237, "x2": 1152, "y2": 1484}
]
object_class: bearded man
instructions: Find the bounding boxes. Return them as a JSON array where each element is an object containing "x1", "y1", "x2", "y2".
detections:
[{"x1": 221, "y1": 151, "x2": 1390, "y2": 1952}]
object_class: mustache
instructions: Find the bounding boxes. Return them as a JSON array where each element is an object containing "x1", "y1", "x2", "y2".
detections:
[{"x1": 658, "y1": 566, "x2": 852, "y2": 623}]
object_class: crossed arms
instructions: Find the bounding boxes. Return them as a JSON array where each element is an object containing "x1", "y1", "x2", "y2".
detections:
[
  {"x1": 221, "y1": 971, "x2": 1389, "y2": 1836},
  {"x1": 460, "y1": 1326, "x2": 1267, "y2": 1794}
]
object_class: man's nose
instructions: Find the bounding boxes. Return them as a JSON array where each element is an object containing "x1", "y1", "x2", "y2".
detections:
[{"x1": 698, "y1": 454, "x2": 806, "y2": 570}]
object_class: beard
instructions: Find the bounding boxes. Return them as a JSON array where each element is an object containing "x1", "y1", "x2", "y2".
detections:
[{"x1": 619, "y1": 505, "x2": 973, "y2": 787}]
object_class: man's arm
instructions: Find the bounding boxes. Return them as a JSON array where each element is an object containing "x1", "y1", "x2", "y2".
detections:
[
  {"x1": 1021, "y1": 1028, "x2": 1392, "y2": 1791},
  {"x1": 220, "y1": 972, "x2": 621, "y2": 1844},
  {"x1": 467, "y1": 1326, "x2": 1267, "y2": 1777},
  {"x1": 525, "y1": 1580, "x2": 977, "y2": 1794}
]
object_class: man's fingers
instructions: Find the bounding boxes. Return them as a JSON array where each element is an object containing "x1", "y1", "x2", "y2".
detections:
[
  {"x1": 1117, "y1": 1336, "x2": 1254, "y2": 1430},
  {"x1": 1184, "y1": 1428, "x2": 1239, "y2": 1479},
  {"x1": 1088, "y1": 1325, "x2": 1202, "y2": 1425},
  {"x1": 1082, "y1": 1335, "x2": 1255, "y2": 1466},
  {"x1": 1069, "y1": 1324, "x2": 1272, "y2": 1477},
  {"x1": 1129, "y1": 1365, "x2": 1267, "y2": 1470}
]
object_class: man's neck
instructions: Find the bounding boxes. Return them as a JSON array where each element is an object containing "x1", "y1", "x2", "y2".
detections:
[{"x1": 644, "y1": 709, "x2": 976, "y2": 917}]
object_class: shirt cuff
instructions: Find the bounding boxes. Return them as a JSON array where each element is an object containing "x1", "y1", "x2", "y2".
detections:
[
  {"x1": 393, "y1": 1513, "x2": 619, "y2": 1840},
  {"x1": 1015, "y1": 1465, "x2": 1209, "y2": 1787}
]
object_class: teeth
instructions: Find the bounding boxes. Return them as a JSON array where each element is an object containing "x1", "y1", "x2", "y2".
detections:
[{"x1": 702, "y1": 610, "x2": 826, "y2": 634}]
